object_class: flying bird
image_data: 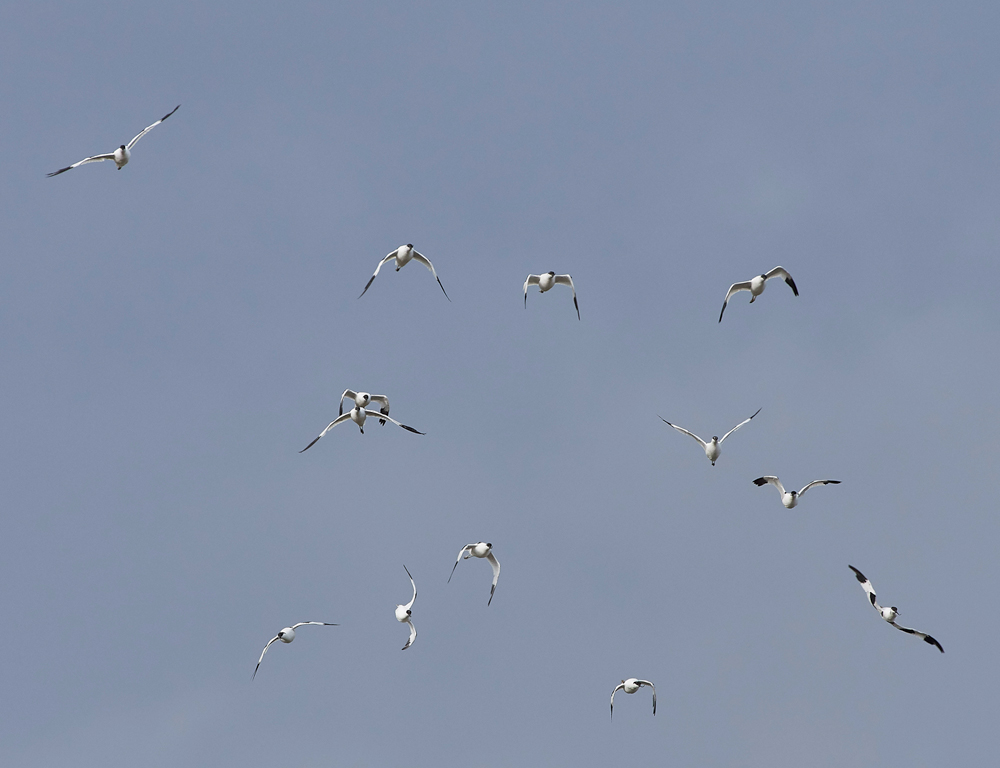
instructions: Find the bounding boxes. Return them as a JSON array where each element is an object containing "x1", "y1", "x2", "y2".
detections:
[
  {"x1": 610, "y1": 678, "x2": 656, "y2": 720},
  {"x1": 359, "y1": 244, "x2": 449, "y2": 300},
  {"x1": 849, "y1": 565, "x2": 943, "y2": 652},
  {"x1": 752, "y1": 476, "x2": 840, "y2": 508},
  {"x1": 395, "y1": 565, "x2": 418, "y2": 650},
  {"x1": 47, "y1": 105, "x2": 180, "y2": 176},
  {"x1": 300, "y1": 406, "x2": 424, "y2": 452},
  {"x1": 658, "y1": 408, "x2": 761, "y2": 466},
  {"x1": 252, "y1": 621, "x2": 338, "y2": 679},
  {"x1": 448, "y1": 542, "x2": 501, "y2": 606},
  {"x1": 719, "y1": 266, "x2": 798, "y2": 322},
  {"x1": 338, "y1": 389, "x2": 391, "y2": 426},
  {"x1": 523, "y1": 272, "x2": 579, "y2": 320}
]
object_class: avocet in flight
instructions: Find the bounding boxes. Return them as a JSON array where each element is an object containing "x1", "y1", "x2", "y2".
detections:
[
  {"x1": 523, "y1": 272, "x2": 579, "y2": 319},
  {"x1": 849, "y1": 565, "x2": 943, "y2": 652},
  {"x1": 359, "y1": 245, "x2": 449, "y2": 300},
  {"x1": 659, "y1": 408, "x2": 761, "y2": 466},
  {"x1": 396, "y1": 565, "x2": 418, "y2": 650},
  {"x1": 719, "y1": 266, "x2": 798, "y2": 322},
  {"x1": 253, "y1": 621, "x2": 338, "y2": 679},
  {"x1": 448, "y1": 542, "x2": 500, "y2": 606},
  {"x1": 610, "y1": 678, "x2": 656, "y2": 720},
  {"x1": 752, "y1": 476, "x2": 840, "y2": 508}
]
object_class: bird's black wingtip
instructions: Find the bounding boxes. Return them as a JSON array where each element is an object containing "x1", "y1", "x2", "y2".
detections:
[{"x1": 752, "y1": 477, "x2": 768, "y2": 486}]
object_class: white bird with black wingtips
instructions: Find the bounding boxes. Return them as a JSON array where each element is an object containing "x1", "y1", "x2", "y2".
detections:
[
  {"x1": 359, "y1": 244, "x2": 449, "y2": 300},
  {"x1": 448, "y1": 542, "x2": 501, "y2": 605},
  {"x1": 299, "y1": 405, "x2": 424, "y2": 452},
  {"x1": 610, "y1": 678, "x2": 656, "y2": 720},
  {"x1": 752, "y1": 476, "x2": 840, "y2": 508},
  {"x1": 396, "y1": 565, "x2": 418, "y2": 650},
  {"x1": 659, "y1": 408, "x2": 761, "y2": 466},
  {"x1": 849, "y1": 565, "x2": 943, "y2": 652},
  {"x1": 47, "y1": 105, "x2": 180, "y2": 176},
  {"x1": 252, "y1": 621, "x2": 338, "y2": 679},
  {"x1": 523, "y1": 272, "x2": 579, "y2": 319},
  {"x1": 718, "y1": 266, "x2": 798, "y2": 322}
]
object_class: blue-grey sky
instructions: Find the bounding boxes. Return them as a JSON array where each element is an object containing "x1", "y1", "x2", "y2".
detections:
[{"x1": 2, "y1": 2, "x2": 998, "y2": 766}]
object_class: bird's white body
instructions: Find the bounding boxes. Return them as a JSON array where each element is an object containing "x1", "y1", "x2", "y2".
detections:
[
  {"x1": 781, "y1": 491, "x2": 798, "y2": 508},
  {"x1": 394, "y1": 604, "x2": 410, "y2": 622},
  {"x1": 880, "y1": 606, "x2": 898, "y2": 622},
  {"x1": 537, "y1": 272, "x2": 557, "y2": 292},
  {"x1": 394, "y1": 244, "x2": 415, "y2": 269},
  {"x1": 748, "y1": 274, "x2": 767, "y2": 298},
  {"x1": 704, "y1": 438, "x2": 721, "y2": 463},
  {"x1": 113, "y1": 145, "x2": 130, "y2": 169},
  {"x1": 278, "y1": 626, "x2": 296, "y2": 643}
]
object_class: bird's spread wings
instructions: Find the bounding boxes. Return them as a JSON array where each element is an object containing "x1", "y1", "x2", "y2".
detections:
[
  {"x1": 764, "y1": 266, "x2": 798, "y2": 296},
  {"x1": 753, "y1": 476, "x2": 786, "y2": 495},
  {"x1": 47, "y1": 153, "x2": 117, "y2": 176},
  {"x1": 401, "y1": 618, "x2": 417, "y2": 650},
  {"x1": 290, "y1": 622, "x2": 339, "y2": 630},
  {"x1": 890, "y1": 622, "x2": 944, "y2": 653},
  {"x1": 797, "y1": 479, "x2": 841, "y2": 496},
  {"x1": 253, "y1": 635, "x2": 281, "y2": 679},
  {"x1": 448, "y1": 545, "x2": 473, "y2": 582},
  {"x1": 411, "y1": 251, "x2": 450, "y2": 300},
  {"x1": 554, "y1": 274, "x2": 580, "y2": 320},
  {"x1": 299, "y1": 413, "x2": 351, "y2": 452},
  {"x1": 368, "y1": 394, "x2": 390, "y2": 424},
  {"x1": 402, "y1": 565, "x2": 417, "y2": 610},
  {"x1": 486, "y1": 551, "x2": 500, "y2": 606},
  {"x1": 849, "y1": 565, "x2": 881, "y2": 612},
  {"x1": 719, "y1": 407, "x2": 762, "y2": 443},
  {"x1": 358, "y1": 251, "x2": 398, "y2": 298},
  {"x1": 719, "y1": 281, "x2": 752, "y2": 322},
  {"x1": 364, "y1": 409, "x2": 424, "y2": 434},
  {"x1": 610, "y1": 682, "x2": 626, "y2": 719},
  {"x1": 126, "y1": 104, "x2": 180, "y2": 149},
  {"x1": 659, "y1": 417, "x2": 707, "y2": 448}
]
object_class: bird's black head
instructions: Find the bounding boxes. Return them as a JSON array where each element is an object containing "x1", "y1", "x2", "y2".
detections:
[
  {"x1": 760, "y1": 274, "x2": 767, "y2": 279},
  {"x1": 548, "y1": 271, "x2": 556, "y2": 276},
  {"x1": 712, "y1": 436, "x2": 719, "y2": 441},
  {"x1": 120, "y1": 144, "x2": 127, "y2": 150},
  {"x1": 406, "y1": 243, "x2": 413, "y2": 248},
  {"x1": 486, "y1": 542, "x2": 492, "y2": 548},
  {"x1": 406, "y1": 609, "x2": 411, "y2": 615}
]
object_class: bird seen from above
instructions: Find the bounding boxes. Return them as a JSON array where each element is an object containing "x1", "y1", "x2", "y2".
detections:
[
  {"x1": 523, "y1": 272, "x2": 579, "y2": 320},
  {"x1": 718, "y1": 266, "x2": 798, "y2": 322},
  {"x1": 610, "y1": 678, "x2": 656, "y2": 720},
  {"x1": 752, "y1": 476, "x2": 840, "y2": 508},
  {"x1": 658, "y1": 408, "x2": 761, "y2": 466},
  {"x1": 849, "y1": 565, "x2": 943, "y2": 652},
  {"x1": 448, "y1": 542, "x2": 501, "y2": 606},
  {"x1": 359, "y1": 244, "x2": 450, "y2": 300},
  {"x1": 47, "y1": 105, "x2": 180, "y2": 176}
]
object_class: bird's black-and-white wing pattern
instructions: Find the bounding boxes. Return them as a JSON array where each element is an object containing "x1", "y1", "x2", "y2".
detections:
[
  {"x1": 658, "y1": 417, "x2": 708, "y2": 449},
  {"x1": 252, "y1": 635, "x2": 282, "y2": 680},
  {"x1": 752, "y1": 476, "x2": 786, "y2": 495},
  {"x1": 401, "y1": 565, "x2": 418, "y2": 650},
  {"x1": 797, "y1": 479, "x2": 841, "y2": 496},
  {"x1": 890, "y1": 622, "x2": 944, "y2": 652},
  {"x1": 290, "y1": 621, "x2": 339, "y2": 631},
  {"x1": 368, "y1": 394, "x2": 391, "y2": 425},
  {"x1": 338, "y1": 389, "x2": 361, "y2": 417},
  {"x1": 47, "y1": 152, "x2": 117, "y2": 176},
  {"x1": 719, "y1": 407, "x2": 762, "y2": 443},
  {"x1": 764, "y1": 266, "x2": 798, "y2": 296},
  {"x1": 410, "y1": 250, "x2": 450, "y2": 300},
  {"x1": 523, "y1": 274, "x2": 541, "y2": 306},
  {"x1": 486, "y1": 551, "x2": 500, "y2": 606},
  {"x1": 553, "y1": 274, "x2": 580, "y2": 320},
  {"x1": 448, "y1": 545, "x2": 474, "y2": 583},
  {"x1": 610, "y1": 681, "x2": 626, "y2": 719},
  {"x1": 299, "y1": 413, "x2": 352, "y2": 452},
  {"x1": 367, "y1": 409, "x2": 424, "y2": 434},
  {"x1": 849, "y1": 565, "x2": 882, "y2": 611},
  {"x1": 849, "y1": 565, "x2": 944, "y2": 652},
  {"x1": 719, "y1": 281, "x2": 753, "y2": 322},
  {"x1": 637, "y1": 680, "x2": 656, "y2": 715},
  {"x1": 359, "y1": 251, "x2": 398, "y2": 298},
  {"x1": 126, "y1": 104, "x2": 180, "y2": 150}
]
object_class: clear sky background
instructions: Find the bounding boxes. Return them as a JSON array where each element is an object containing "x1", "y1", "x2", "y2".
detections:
[{"x1": 2, "y1": 2, "x2": 998, "y2": 766}]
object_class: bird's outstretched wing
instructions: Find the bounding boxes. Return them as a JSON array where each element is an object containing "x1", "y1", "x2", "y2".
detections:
[
  {"x1": 411, "y1": 251, "x2": 450, "y2": 300},
  {"x1": 719, "y1": 281, "x2": 752, "y2": 322},
  {"x1": 448, "y1": 545, "x2": 473, "y2": 583},
  {"x1": 252, "y1": 635, "x2": 281, "y2": 680},
  {"x1": 753, "y1": 476, "x2": 786, "y2": 495},
  {"x1": 338, "y1": 389, "x2": 359, "y2": 417},
  {"x1": 402, "y1": 565, "x2": 417, "y2": 610},
  {"x1": 127, "y1": 104, "x2": 180, "y2": 149},
  {"x1": 401, "y1": 618, "x2": 417, "y2": 650},
  {"x1": 299, "y1": 413, "x2": 351, "y2": 452},
  {"x1": 47, "y1": 153, "x2": 117, "y2": 177},
  {"x1": 889, "y1": 622, "x2": 944, "y2": 653},
  {"x1": 364, "y1": 409, "x2": 424, "y2": 434},
  {"x1": 359, "y1": 251, "x2": 398, "y2": 298},
  {"x1": 368, "y1": 394, "x2": 390, "y2": 425},
  {"x1": 486, "y1": 551, "x2": 501, "y2": 606},
  {"x1": 554, "y1": 274, "x2": 580, "y2": 320},
  {"x1": 849, "y1": 565, "x2": 882, "y2": 612},
  {"x1": 764, "y1": 266, "x2": 798, "y2": 296},
  {"x1": 659, "y1": 417, "x2": 707, "y2": 449},
  {"x1": 636, "y1": 680, "x2": 656, "y2": 715},
  {"x1": 290, "y1": 622, "x2": 339, "y2": 630},
  {"x1": 797, "y1": 479, "x2": 840, "y2": 496},
  {"x1": 610, "y1": 682, "x2": 626, "y2": 720},
  {"x1": 523, "y1": 274, "x2": 540, "y2": 307},
  {"x1": 719, "y1": 408, "x2": 762, "y2": 443}
]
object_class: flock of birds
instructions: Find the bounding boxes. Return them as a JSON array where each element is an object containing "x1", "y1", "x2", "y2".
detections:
[{"x1": 47, "y1": 105, "x2": 944, "y2": 724}]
